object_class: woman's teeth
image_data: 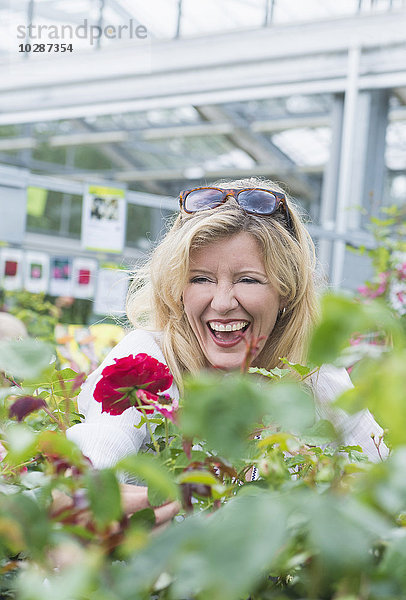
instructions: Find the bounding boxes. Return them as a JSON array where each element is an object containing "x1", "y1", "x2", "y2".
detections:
[{"x1": 208, "y1": 321, "x2": 249, "y2": 332}]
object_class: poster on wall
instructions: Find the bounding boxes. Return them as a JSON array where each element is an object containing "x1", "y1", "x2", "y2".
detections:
[
  {"x1": 93, "y1": 268, "x2": 128, "y2": 316},
  {"x1": 49, "y1": 256, "x2": 73, "y2": 297},
  {"x1": 81, "y1": 184, "x2": 127, "y2": 253},
  {"x1": 0, "y1": 248, "x2": 24, "y2": 291},
  {"x1": 24, "y1": 251, "x2": 49, "y2": 294},
  {"x1": 71, "y1": 257, "x2": 98, "y2": 299}
]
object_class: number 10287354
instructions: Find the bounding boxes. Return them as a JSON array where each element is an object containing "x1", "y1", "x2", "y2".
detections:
[{"x1": 18, "y1": 43, "x2": 73, "y2": 53}]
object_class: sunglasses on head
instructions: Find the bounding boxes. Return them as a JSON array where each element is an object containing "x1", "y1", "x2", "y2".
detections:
[{"x1": 179, "y1": 187, "x2": 294, "y2": 233}]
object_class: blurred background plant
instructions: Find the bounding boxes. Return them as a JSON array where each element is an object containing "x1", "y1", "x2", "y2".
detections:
[
  {"x1": 1, "y1": 290, "x2": 94, "y2": 343},
  {"x1": 356, "y1": 205, "x2": 406, "y2": 323}
]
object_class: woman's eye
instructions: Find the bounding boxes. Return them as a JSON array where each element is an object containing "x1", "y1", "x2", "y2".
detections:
[
  {"x1": 190, "y1": 276, "x2": 211, "y2": 284},
  {"x1": 239, "y1": 277, "x2": 260, "y2": 284}
]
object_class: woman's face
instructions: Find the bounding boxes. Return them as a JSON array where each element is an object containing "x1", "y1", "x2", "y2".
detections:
[{"x1": 183, "y1": 232, "x2": 281, "y2": 371}]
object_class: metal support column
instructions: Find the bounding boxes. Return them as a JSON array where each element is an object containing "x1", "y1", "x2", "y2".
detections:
[
  {"x1": 264, "y1": 0, "x2": 275, "y2": 26},
  {"x1": 318, "y1": 94, "x2": 344, "y2": 277},
  {"x1": 331, "y1": 46, "x2": 361, "y2": 288},
  {"x1": 175, "y1": 0, "x2": 183, "y2": 39},
  {"x1": 361, "y1": 90, "x2": 390, "y2": 224}
]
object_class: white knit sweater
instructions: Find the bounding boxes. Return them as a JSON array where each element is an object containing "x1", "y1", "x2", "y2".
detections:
[{"x1": 66, "y1": 329, "x2": 388, "y2": 467}]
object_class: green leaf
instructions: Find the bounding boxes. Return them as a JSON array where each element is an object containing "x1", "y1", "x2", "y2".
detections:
[
  {"x1": 180, "y1": 371, "x2": 266, "y2": 462},
  {"x1": 357, "y1": 448, "x2": 406, "y2": 517},
  {"x1": 37, "y1": 430, "x2": 88, "y2": 468},
  {"x1": 115, "y1": 454, "x2": 179, "y2": 507},
  {"x1": 308, "y1": 293, "x2": 404, "y2": 366},
  {"x1": 258, "y1": 432, "x2": 300, "y2": 452},
  {"x1": 0, "y1": 338, "x2": 54, "y2": 380},
  {"x1": 280, "y1": 358, "x2": 312, "y2": 377},
  {"x1": 84, "y1": 469, "x2": 122, "y2": 529},
  {"x1": 262, "y1": 381, "x2": 315, "y2": 435},
  {"x1": 3, "y1": 423, "x2": 37, "y2": 466},
  {"x1": 248, "y1": 365, "x2": 286, "y2": 379},
  {"x1": 336, "y1": 350, "x2": 406, "y2": 447},
  {"x1": 304, "y1": 491, "x2": 390, "y2": 576},
  {"x1": 378, "y1": 529, "x2": 406, "y2": 589},
  {"x1": 0, "y1": 493, "x2": 51, "y2": 560},
  {"x1": 128, "y1": 507, "x2": 156, "y2": 529},
  {"x1": 300, "y1": 419, "x2": 337, "y2": 446},
  {"x1": 177, "y1": 470, "x2": 219, "y2": 486},
  {"x1": 16, "y1": 556, "x2": 99, "y2": 600},
  {"x1": 117, "y1": 491, "x2": 287, "y2": 600}
]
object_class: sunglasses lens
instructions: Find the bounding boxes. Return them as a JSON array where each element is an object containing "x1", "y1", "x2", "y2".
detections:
[
  {"x1": 237, "y1": 189, "x2": 279, "y2": 215},
  {"x1": 184, "y1": 188, "x2": 224, "y2": 212}
]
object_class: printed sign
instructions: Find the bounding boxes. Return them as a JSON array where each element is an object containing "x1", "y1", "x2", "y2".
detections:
[{"x1": 81, "y1": 184, "x2": 127, "y2": 253}]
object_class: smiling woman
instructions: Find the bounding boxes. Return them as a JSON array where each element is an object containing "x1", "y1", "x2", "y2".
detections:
[
  {"x1": 67, "y1": 177, "x2": 388, "y2": 511},
  {"x1": 125, "y1": 178, "x2": 319, "y2": 385}
]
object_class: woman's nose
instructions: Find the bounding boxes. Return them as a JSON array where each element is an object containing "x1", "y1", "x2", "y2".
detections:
[{"x1": 210, "y1": 284, "x2": 239, "y2": 314}]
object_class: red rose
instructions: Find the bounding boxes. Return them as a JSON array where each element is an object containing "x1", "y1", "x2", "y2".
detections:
[{"x1": 93, "y1": 354, "x2": 173, "y2": 416}]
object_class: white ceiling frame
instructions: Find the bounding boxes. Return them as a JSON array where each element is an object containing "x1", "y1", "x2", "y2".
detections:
[{"x1": 0, "y1": 12, "x2": 405, "y2": 125}]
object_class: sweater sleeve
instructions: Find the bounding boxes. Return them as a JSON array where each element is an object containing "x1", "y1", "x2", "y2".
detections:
[
  {"x1": 66, "y1": 329, "x2": 179, "y2": 470},
  {"x1": 311, "y1": 365, "x2": 389, "y2": 462}
]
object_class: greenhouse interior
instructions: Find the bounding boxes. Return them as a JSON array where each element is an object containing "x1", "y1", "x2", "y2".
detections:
[{"x1": 1, "y1": 1, "x2": 406, "y2": 599}]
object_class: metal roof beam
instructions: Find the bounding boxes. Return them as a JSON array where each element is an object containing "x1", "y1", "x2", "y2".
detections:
[
  {"x1": 0, "y1": 12, "x2": 405, "y2": 125},
  {"x1": 196, "y1": 104, "x2": 317, "y2": 197}
]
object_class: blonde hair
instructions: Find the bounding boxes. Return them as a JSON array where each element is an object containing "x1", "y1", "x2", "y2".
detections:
[{"x1": 127, "y1": 177, "x2": 319, "y2": 392}]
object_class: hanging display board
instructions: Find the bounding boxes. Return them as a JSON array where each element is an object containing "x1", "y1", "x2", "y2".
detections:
[
  {"x1": 0, "y1": 248, "x2": 24, "y2": 291},
  {"x1": 49, "y1": 256, "x2": 73, "y2": 297},
  {"x1": 93, "y1": 268, "x2": 128, "y2": 316},
  {"x1": 81, "y1": 184, "x2": 127, "y2": 253},
  {"x1": 24, "y1": 251, "x2": 50, "y2": 294},
  {"x1": 71, "y1": 257, "x2": 98, "y2": 299}
]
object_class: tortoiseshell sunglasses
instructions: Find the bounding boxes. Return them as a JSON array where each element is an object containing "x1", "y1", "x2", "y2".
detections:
[{"x1": 179, "y1": 187, "x2": 293, "y2": 232}]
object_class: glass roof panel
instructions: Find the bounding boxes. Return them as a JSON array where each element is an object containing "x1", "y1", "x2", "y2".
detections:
[
  {"x1": 223, "y1": 95, "x2": 333, "y2": 122},
  {"x1": 104, "y1": 0, "x2": 179, "y2": 40},
  {"x1": 271, "y1": 127, "x2": 331, "y2": 167},
  {"x1": 180, "y1": 0, "x2": 264, "y2": 36},
  {"x1": 273, "y1": 0, "x2": 358, "y2": 23}
]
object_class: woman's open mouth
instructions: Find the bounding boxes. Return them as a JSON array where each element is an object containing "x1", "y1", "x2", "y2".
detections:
[{"x1": 206, "y1": 320, "x2": 250, "y2": 347}]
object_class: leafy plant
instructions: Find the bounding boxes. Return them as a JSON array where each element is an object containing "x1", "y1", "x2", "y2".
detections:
[{"x1": 0, "y1": 291, "x2": 405, "y2": 599}]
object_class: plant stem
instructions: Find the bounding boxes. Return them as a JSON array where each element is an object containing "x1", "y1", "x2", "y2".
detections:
[
  {"x1": 165, "y1": 418, "x2": 169, "y2": 449},
  {"x1": 136, "y1": 401, "x2": 159, "y2": 454},
  {"x1": 42, "y1": 405, "x2": 66, "y2": 432}
]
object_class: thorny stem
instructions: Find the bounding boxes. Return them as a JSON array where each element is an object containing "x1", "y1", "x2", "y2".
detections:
[
  {"x1": 136, "y1": 396, "x2": 160, "y2": 454},
  {"x1": 165, "y1": 418, "x2": 169, "y2": 450},
  {"x1": 371, "y1": 433, "x2": 384, "y2": 462},
  {"x1": 4, "y1": 375, "x2": 22, "y2": 388},
  {"x1": 300, "y1": 366, "x2": 321, "y2": 382},
  {"x1": 42, "y1": 405, "x2": 66, "y2": 432},
  {"x1": 240, "y1": 334, "x2": 266, "y2": 374},
  {"x1": 57, "y1": 373, "x2": 71, "y2": 429}
]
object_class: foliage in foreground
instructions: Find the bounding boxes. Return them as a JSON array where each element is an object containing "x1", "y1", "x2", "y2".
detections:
[{"x1": 0, "y1": 291, "x2": 406, "y2": 599}]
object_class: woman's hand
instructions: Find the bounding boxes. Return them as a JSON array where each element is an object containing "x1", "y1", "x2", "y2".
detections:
[
  {"x1": 49, "y1": 484, "x2": 179, "y2": 568},
  {"x1": 120, "y1": 483, "x2": 181, "y2": 527},
  {"x1": 51, "y1": 484, "x2": 180, "y2": 530}
]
